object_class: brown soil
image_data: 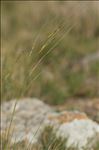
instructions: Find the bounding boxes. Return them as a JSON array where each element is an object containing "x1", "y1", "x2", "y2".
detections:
[{"x1": 54, "y1": 98, "x2": 99, "y2": 123}]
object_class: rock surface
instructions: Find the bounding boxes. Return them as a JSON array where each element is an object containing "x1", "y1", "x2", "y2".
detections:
[
  {"x1": 1, "y1": 98, "x2": 52, "y2": 143},
  {"x1": 1, "y1": 98, "x2": 99, "y2": 149},
  {"x1": 57, "y1": 120, "x2": 99, "y2": 150}
]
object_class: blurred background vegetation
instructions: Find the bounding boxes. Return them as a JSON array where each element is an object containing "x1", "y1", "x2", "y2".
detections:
[{"x1": 1, "y1": 1, "x2": 99, "y2": 105}]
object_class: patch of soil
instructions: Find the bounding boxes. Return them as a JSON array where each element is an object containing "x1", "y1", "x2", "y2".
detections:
[{"x1": 54, "y1": 98, "x2": 99, "y2": 123}]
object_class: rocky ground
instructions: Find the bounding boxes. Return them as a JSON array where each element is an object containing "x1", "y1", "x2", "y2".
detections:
[{"x1": 1, "y1": 98, "x2": 99, "y2": 150}]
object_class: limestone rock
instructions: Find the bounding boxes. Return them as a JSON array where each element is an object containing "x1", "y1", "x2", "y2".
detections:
[
  {"x1": 45, "y1": 111, "x2": 99, "y2": 149},
  {"x1": 1, "y1": 98, "x2": 53, "y2": 143},
  {"x1": 57, "y1": 119, "x2": 99, "y2": 150},
  {"x1": 1, "y1": 98, "x2": 99, "y2": 149}
]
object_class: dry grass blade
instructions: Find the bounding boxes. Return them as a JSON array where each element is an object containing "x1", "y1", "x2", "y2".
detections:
[
  {"x1": 2, "y1": 100, "x2": 17, "y2": 149},
  {"x1": 29, "y1": 23, "x2": 76, "y2": 77},
  {"x1": 26, "y1": 112, "x2": 48, "y2": 150}
]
